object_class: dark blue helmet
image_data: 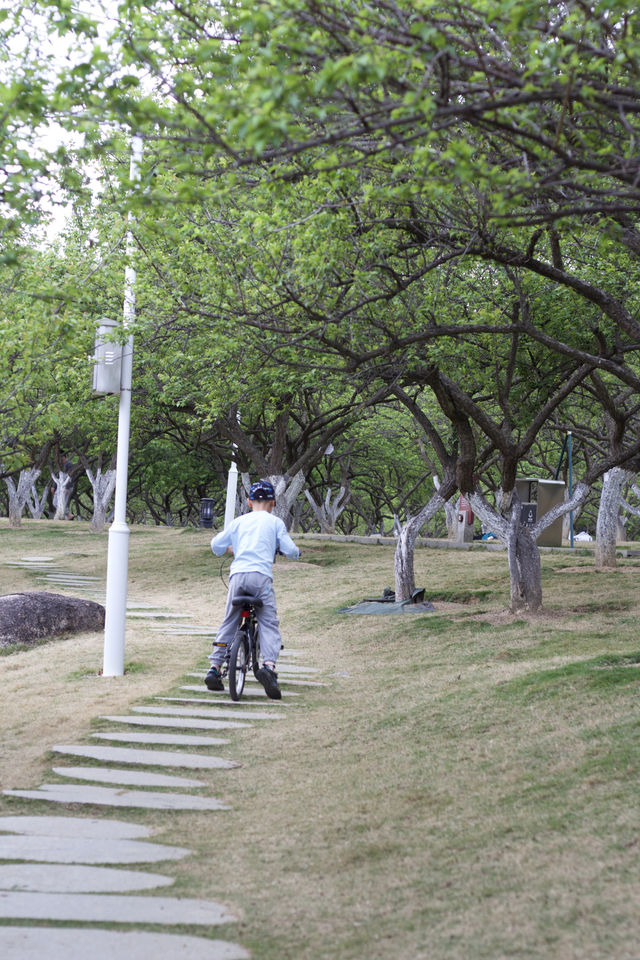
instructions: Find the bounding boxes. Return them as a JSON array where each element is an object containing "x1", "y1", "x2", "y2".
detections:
[{"x1": 248, "y1": 479, "x2": 276, "y2": 501}]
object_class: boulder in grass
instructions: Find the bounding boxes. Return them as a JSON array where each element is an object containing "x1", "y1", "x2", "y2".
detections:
[{"x1": 0, "y1": 592, "x2": 105, "y2": 647}]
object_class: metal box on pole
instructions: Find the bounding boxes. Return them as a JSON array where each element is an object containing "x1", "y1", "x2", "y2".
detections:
[
  {"x1": 515, "y1": 477, "x2": 565, "y2": 546},
  {"x1": 456, "y1": 494, "x2": 475, "y2": 543},
  {"x1": 92, "y1": 318, "x2": 122, "y2": 395}
]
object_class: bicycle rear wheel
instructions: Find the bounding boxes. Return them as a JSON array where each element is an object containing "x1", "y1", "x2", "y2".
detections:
[
  {"x1": 228, "y1": 629, "x2": 249, "y2": 701},
  {"x1": 251, "y1": 622, "x2": 261, "y2": 678}
]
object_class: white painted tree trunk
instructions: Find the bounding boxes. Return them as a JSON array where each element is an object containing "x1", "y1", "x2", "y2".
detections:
[
  {"x1": 595, "y1": 468, "x2": 635, "y2": 569},
  {"x1": 468, "y1": 482, "x2": 590, "y2": 612},
  {"x1": 617, "y1": 514, "x2": 628, "y2": 542},
  {"x1": 5, "y1": 469, "x2": 40, "y2": 528},
  {"x1": 620, "y1": 483, "x2": 640, "y2": 524},
  {"x1": 51, "y1": 472, "x2": 72, "y2": 520},
  {"x1": 86, "y1": 467, "x2": 117, "y2": 533},
  {"x1": 241, "y1": 470, "x2": 306, "y2": 530},
  {"x1": 27, "y1": 482, "x2": 49, "y2": 519},
  {"x1": 433, "y1": 475, "x2": 457, "y2": 538},
  {"x1": 266, "y1": 471, "x2": 306, "y2": 529},
  {"x1": 394, "y1": 492, "x2": 445, "y2": 602},
  {"x1": 305, "y1": 485, "x2": 351, "y2": 534}
]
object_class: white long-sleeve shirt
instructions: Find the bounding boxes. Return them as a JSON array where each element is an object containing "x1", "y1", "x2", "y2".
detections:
[{"x1": 211, "y1": 510, "x2": 300, "y2": 579}]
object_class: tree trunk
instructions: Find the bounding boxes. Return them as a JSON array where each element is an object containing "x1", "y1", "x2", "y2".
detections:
[
  {"x1": 595, "y1": 468, "x2": 635, "y2": 569},
  {"x1": 506, "y1": 517, "x2": 543, "y2": 612},
  {"x1": 394, "y1": 491, "x2": 446, "y2": 602},
  {"x1": 620, "y1": 483, "x2": 640, "y2": 526},
  {"x1": 87, "y1": 467, "x2": 117, "y2": 532},
  {"x1": 469, "y1": 481, "x2": 590, "y2": 612},
  {"x1": 5, "y1": 469, "x2": 40, "y2": 529},
  {"x1": 290, "y1": 498, "x2": 304, "y2": 533},
  {"x1": 51, "y1": 472, "x2": 72, "y2": 520},
  {"x1": 267, "y1": 471, "x2": 306, "y2": 529},
  {"x1": 617, "y1": 514, "x2": 628, "y2": 543},
  {"x1": 27, "y1": 482, "x2": 49, "y2": 519},
  {"x1": 304, "y1": 485, "x2": 350, "y2": 534},
  {"x1": 468, "y1": 490, "x2": 543, "y2": 612},
  {"x1": 240, "y1": 470, "x2": 306, "y2": 529},
  {"x1": 433, "y1": 475, "x2": 457, "y2": 539}
]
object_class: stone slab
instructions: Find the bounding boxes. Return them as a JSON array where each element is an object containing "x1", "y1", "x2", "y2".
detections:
[
  {"x1": 92, "y1": 732, "x2": 230, "y2": 747},
  {"x1": 5, "y1": 561, "x2": 55, "y2": 569},
  {"x1": 5, "y1": 562, "x2": 54, "y2": 568},
  {"x1": 52, "y1": 766, "x2": 206, "y2": 789},
  {"x1": 180, "y1": 685, "x2": 294, "y2": 702},
  {"x1": 126, "y1": 601, "x2": 165, "y2": 609},
  {"x1": 186, "y1": 657, "x2": 305, "y2": 675},
  {"x1": 51, "y1": 744, "x2": 240, "y2": 770},
  {"x1": 4, "y1": 784, "x2": 230, "y2": 811},
  {"x1": 125, "y1": 612, "x2": 192, "y2": 619},
  {"x1": 43, "y1": 575, "x2": 100, "y2": 582},
  {"x1": 162, "y1": 623, "x2": 215, "y2": 630},
  {"x1": 0, "y1": 834, "x2": 189, "y2": 864},
  {"x1": 0, "y1": 890, "x2": 236, "y2": 925},
  {"x1": 100, "y1": 715, "x2": 250, "y2": 730},
  {"x1": 0, "y1": 928, "x2": 249, "y2": 960},
  {"x1": 246, "y1": 676, "x2": 327, "y2": 687},
  {"x1": 193, "y1": 686, "x2": 300, "y2": 698},
  {"x1": 0, "y1": 863, "x2": 174, "y2": 893},
  {"x1": 265, "y1": 663, "x2": 319, "y2": 674},
  {"x1": 138, "y1": 703, "x2": 283, "y2": 721},
  {"x1": 0, "y1": 816, "x2": 151, "y2": 839}
]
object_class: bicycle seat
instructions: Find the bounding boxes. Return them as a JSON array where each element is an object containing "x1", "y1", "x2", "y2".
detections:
[{"x1": 231, "y1": 595, "x2": 263, "y2": 608}]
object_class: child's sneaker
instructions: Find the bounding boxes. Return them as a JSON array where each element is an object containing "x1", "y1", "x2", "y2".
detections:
[
  {"x1": 204, "y1": 667, "x2": 224, "y2": 691},
  {"x1": 255, "y1": 665, "x2": 282, "y2": 700}
]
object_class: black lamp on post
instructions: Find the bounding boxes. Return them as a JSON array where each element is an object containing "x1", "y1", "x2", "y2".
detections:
[{"x1": 200, "y1": 498, "x2": 215, "y2": 529}]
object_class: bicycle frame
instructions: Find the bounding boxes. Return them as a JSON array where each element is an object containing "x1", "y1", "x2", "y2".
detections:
[
  {"x1": 237, "y1": 602, "x2": 260, "y2": 676},
  {"x1": 223, "y1": 595, "x2": 263, "y2": 700}
]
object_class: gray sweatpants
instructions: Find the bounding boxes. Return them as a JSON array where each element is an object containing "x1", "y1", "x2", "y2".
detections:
[{"x1": 209, "y1": 572, "x2": 282, "y2": 668}]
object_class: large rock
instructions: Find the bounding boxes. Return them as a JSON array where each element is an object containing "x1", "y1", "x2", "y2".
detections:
[{"x1": 0, "y1": 592, "x2": 105, "y2": 647}]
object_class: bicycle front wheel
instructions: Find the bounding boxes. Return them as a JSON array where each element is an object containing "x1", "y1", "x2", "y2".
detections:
[{"x1": 228, "y1": 630, "x2": 249, "y2": 701}]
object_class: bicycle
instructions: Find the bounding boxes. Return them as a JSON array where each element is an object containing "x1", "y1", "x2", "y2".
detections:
[{"x1": 224, "y1": 594, "x2": 262, "y2": 701}]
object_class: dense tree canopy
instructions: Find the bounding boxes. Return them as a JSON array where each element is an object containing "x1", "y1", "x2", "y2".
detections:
[{"x1": 2, "y1": 1, "x2": 640, "y2": 608}]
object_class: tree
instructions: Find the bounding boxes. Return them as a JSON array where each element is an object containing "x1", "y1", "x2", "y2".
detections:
[{"x1": 16, "y1": 0, "x2": 640, "y2": 610}]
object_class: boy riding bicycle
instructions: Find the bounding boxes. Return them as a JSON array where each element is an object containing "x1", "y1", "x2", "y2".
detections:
[{"x1": 204, "y1": 479, "x2": 301, "y2": 700}]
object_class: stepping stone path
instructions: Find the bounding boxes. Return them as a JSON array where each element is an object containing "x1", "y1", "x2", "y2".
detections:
[
  {"x1": 1, "y1": 553, "x2": 326, "y2": 958},
  {"x1": 51, "y1": 766, "x2": 206, "y2": 788},
  {"x1": 0, "y1": 832, "x2": 189, "y2": 864},
  {"x1": 183, "y1": 681, "x2": 300, "y2": 698},
  {"x1": 50, "y1": 743, "x2": 241, "y2": 769},
  {"x1": 91, "y1": 731, "x2": 230, "y2": 746},
  {"x1": 100, "y1": 713, "x2": 251, "y2": 731},
  {"x1": 0, "y1": 928, "x2": 250, "y2": 960},
  {"x1": 4, "y1": 784, "x2": 231, "y2": 811},
  {"x1": 0, "y1": 863, "x2": 175, "y2": 892}
]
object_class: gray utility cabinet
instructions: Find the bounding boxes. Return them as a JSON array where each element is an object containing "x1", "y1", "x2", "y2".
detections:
[
  {"x1": 92, "y1": 317, "x2": 122, "y2": 395},
  {"x1": 515, "y1": 478, "x2": 566, "y2": 547}
]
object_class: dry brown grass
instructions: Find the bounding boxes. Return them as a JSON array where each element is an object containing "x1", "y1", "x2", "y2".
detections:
[{"x1": 2, "y1": 521, "x2": 640, "y2": 959}]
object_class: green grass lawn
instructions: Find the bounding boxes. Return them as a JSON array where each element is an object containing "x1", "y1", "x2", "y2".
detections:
[{"x1": 1, "y1": 521, "x2": 640, "y2": 958}]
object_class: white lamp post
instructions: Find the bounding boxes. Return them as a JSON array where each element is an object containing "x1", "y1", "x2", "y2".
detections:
[
  {"x1": 224, "y1": 459, "x2": 238, "y2": 529},
  {"x1": 102, "y1": 134, "x2": 143, "y2": 677}
]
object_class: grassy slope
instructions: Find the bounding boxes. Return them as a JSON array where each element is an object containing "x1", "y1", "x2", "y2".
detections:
[{"x1": 1, "y1": 521, "x2": 640, "y2": 959}]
